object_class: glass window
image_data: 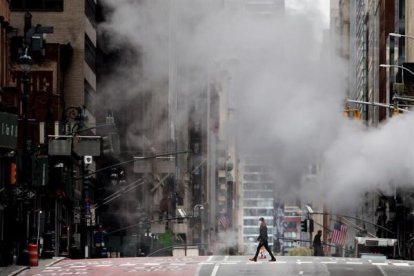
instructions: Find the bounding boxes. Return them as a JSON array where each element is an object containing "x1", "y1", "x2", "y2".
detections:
[
  {"x1": 10, "y1": 0, "x2": 64, "y2": 11},
  {"x1": 85, "y1": 34, "x2": 96, "y2": 73}
]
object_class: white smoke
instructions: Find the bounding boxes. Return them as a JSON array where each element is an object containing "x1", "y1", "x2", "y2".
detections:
[{"x1": 98, "y1": 0, "x2": 414, "y2": 215}]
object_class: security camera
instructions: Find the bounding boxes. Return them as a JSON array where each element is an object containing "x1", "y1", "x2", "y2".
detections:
[{"x1": 84, "y1": 156, "x2": 93, "y2": 164}]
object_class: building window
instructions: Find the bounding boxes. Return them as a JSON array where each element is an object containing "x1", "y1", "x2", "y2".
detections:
[
  {"x1": 85, "y1": 34, "x2": 96, "y2": 73},
  {"x1": 85, "y1": 0, "x2": 96, "y2": 24},
  {"x1": 10, "y1": 0, "x2": 64, "y2": 11}
]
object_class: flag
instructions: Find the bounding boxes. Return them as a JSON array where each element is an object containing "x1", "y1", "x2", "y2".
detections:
[
  {"x1": 218, "y1": 215, "x2": 229, "y2": 229},
  {"x1": 331, "y1": 222, "x2": 348, "y2": 246}
]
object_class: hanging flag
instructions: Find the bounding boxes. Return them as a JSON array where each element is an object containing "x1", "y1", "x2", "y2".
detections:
[
  {"x1": 331, "y1": 222, "x2": 348, "y2": 246},
  {"x1": 218, "y1": 215, "x2": 228, "y2": 229}
]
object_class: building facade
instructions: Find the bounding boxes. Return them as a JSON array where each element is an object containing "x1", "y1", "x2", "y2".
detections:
[
  {"x1": 336, "y1": 0, "x2": 414, "y2": 259},
  {"x1": 0, "y1": 0, "x2": 99, "y2": 264}
]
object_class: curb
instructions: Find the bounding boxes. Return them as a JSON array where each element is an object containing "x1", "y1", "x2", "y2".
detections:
[
  {"x1": 46, "y1": 257, "x2": 66, "y2": 267},
  {"x1": 8, "y1": 257, "x2": 66, "y2": 276},
  {"x1": 7, "y1": 266, "x2": 29, "y2": 276}
]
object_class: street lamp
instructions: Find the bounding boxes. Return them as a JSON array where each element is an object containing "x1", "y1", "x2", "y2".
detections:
[
  {"x1": 193, "y1": 204, "x2": 204, "y2": 218},
  {"x1": 380, "y1": 64, "x2": 414, "y2": 77},
  {"x1": 389, "y1": 33, "x2": 414, "y2": 40},
  {"x1": 18, "y1": 48, "x2": 33, "y2": 73}
]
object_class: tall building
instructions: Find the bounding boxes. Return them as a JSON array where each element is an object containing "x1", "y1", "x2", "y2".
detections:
[
  {"x1": 238, "y1": 156, "x2": 275, "y2": 254},
  {"x1": 337, "y1": 0, "x2": 414, "y2": 259},
  {"x1": 0, "y1": 0, "x2": 99, "y2": 262}
]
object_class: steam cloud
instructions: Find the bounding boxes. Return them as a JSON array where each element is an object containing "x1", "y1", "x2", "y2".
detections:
[{"x1": 98, "y1": 0, "x2": 414, "y2": 215}]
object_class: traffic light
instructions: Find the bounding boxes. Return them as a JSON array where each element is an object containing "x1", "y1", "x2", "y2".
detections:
[
  {"x1": 102, "y1": 132, "x2": 120, "y2": 156},
  {"x1": 10, "y1": 163, "x2": 17, "y2": 185},
  {"x1": 343, "y1": 108, "x2": 361, "y2": 120},
  {"x1": 301, "y1": 219, "x2": 308, "y2": 232},
  {"x1": 392, "y1": 108, "x2": 400, "y2": 117},
  {"x1": 309, "y1": 219, "x2": 314, "y2": 233}
]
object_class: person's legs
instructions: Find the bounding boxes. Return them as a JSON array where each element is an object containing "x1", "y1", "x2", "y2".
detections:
[
  {"x1": 250, "y1": 241, "x2": 263, "y2": 261},
  {"x1": 263, "y1": 241, "x2": 276, "y2": 260},
  {"x1": 253, "y1": 242, "x2": 263, "y2": 259}
]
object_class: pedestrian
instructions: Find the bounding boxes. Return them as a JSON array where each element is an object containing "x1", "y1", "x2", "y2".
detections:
[
  {"x1": 249, "y1": 217, "x2": 276, "y2": 262},
  {"x1": 313, "y1": 230, "x2": 324, "y2": 256}
]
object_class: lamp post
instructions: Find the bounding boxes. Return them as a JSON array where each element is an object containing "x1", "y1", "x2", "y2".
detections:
[
  {"x1": 193, "y1": 204, "x2": 204, "y2": 218},
  {"x1": 380, "y1": 64, "x2": 414, "y2": 78}
]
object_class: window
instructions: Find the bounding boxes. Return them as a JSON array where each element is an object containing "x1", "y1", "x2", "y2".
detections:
[
  {"x1": 10, "y1": 0, "x2": 64, "y2": 11},
  {"x1": 85, "y1": 34, "x2": 96, "y2": 73},
  {"x1": 85, "y1": 0, "x2": 96, "y2": 24}
]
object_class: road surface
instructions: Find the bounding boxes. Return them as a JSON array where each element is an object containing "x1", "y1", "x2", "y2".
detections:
[{"x1": 18, "y1": 256, "x2": 414, "y2": 276}]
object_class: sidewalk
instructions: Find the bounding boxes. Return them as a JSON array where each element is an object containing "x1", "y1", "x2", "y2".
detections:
[{"x1": 0, "y1": 257, "x2": 65, "y2": 276}]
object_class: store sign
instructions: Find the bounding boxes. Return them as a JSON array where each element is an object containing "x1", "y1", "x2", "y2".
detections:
[{"x1": 0, "y1": 112, "x2": 18, "y2": 149}]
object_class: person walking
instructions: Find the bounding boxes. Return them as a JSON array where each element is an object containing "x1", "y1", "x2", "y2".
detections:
[
  {"x1": 313, "y1": 230, "x2": 324, "y2": 256},
  {"x1": 249, "y1": 217, "x2": 276, "y2": 262}
]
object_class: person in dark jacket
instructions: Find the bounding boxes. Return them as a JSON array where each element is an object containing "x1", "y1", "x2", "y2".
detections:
[
  {"x1": 313, "y1": 230, "x2": 324, "y2": 256},
  {"x1": 249, "y1": 217, "x2": 276, "y2": 262}
]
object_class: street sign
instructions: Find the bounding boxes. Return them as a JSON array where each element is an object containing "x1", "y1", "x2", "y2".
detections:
[{"x1": 0, "y1": 112, "x2": 18, "y2": 149}]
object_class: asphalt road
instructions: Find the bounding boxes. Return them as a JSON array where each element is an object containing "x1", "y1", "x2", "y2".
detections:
[{"x1": 17, "y1": 255, "x2": 414, "y2": 276}]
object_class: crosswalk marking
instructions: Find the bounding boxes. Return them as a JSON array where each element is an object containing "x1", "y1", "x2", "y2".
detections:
[
  {"x1": 346, "y1": 261, "x2": 363, "y2": 265},
  {"x1": 321, "y1": 261, "x2": 337, "y2": 264},
  {"x1": 393, "y1": 263, "x2": 409, "y2": 267},
  {"x1": 373, "y1": 263, "x2": 389, "y2": 266}
]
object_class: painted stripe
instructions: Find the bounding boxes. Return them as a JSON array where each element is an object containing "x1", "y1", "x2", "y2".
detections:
[
  {"x1": 211, "y1": 264, "x2": 220, "y2": 276},
  {"x1": 200, "y1": 262, "x2": 215, "y2": 265},
  {"x1": 321, "y1": 261, "x2": 337, "y2": 264},
  {"x1": 377, "y1": 265, "x2": 389, "y2": 276},
  {"x1": 392, "y1": 263, "x2": 409, "y2": 267},
  {"x1": 299, "y1": 271, "x2": 304, "y2": 275},
  {"x1": 144, "y1": 263, "x2": 161, "y2": 266},
  {"x1": 346, "y1": 262, "x2": 363, "y2": 265},
  {"x1": 372, "y1": 263, "x2": 389, "y2": 266}
]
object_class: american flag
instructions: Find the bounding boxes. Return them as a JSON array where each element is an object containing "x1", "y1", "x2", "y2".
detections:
[
  {"x1": 218, "y1": 215, "x2": 229, "y2": 229},
  {"x1": 331, "y1": 222, "x2": 348, "y2": 246}
]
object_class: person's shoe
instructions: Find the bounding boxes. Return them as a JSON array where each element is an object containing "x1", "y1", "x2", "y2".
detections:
[
  {"x1": 269, "y1": 258, "x2": 276, "y2": 262},
  {"x1": 249, "y1": 257, "x2": 257, "y2": 262}
]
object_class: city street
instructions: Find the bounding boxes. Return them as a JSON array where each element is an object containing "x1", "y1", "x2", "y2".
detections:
[{"x1": 17, "y1": 256, "x2": 414, "y2": 276}]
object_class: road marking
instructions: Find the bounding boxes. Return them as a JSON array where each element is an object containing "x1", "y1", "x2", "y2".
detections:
[
  {"x1": 346, "y1": 262, "x2": 363, "y2": 265},
  {"x1": 120, "y1": 263, "x2": 136, "y2": 266},
  {"x1": 144, "y1": 263, "x2": 161, "y2": 266},
  {"x1": 200, "y1": 262, "x2": 214, "y2": 265},
  {"x1": 392, "y1": 263, "x2": 409, "y2": 267},
  {"x1": 269, "y1": 261, "x2": 287, "y2": 264},
  {"x1": 207, "y1": 256, "x2": 214, "y2": 262},
  {"x1": 220, "y1": 262, "x2": 237, "y2": 265},
  {"x1": 94, "y1": 264, "x2": 112, "y2": 267},
  {"x1": 373, "y1": 263, "x2": 389, "y2": 266},
  {"x1": 69, "y1": 266, "x2": 86, "y2": 268},
  {"x1": 321, "y1": 261, "x2": 337, "y2": 264},
  {"x1": 377, "y1": 265, "x2": 389, "y2": 276},
  {"x1": 223, "y1": 255, "x2": 229, "y2": 262},
  {"x1": 211, "y1": 264, "x2": 220, "y2": 276},
  {"x1": 299, "y1": 271, "x2": 304, "y2": 275},
  {"x1": 170, "y1": 263, "x2": 186, "y2": 266},
  {"x1": 297, "y1": 261, "x2": 313, "y2": 264}
]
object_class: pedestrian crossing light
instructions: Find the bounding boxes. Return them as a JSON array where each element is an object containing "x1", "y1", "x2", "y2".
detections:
[
  {"x1": 301, "y1": 219, "x2": 308, "y2": 232},
  {"x1": 392, "y1": 108, "x2": 400, "y2": 117},
  {"x1": 343, "y1": 108, "x2": 361, "y2": 120},
  {"x1": 10, "y1": 163, "x2": 17, "y2": 185}
]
